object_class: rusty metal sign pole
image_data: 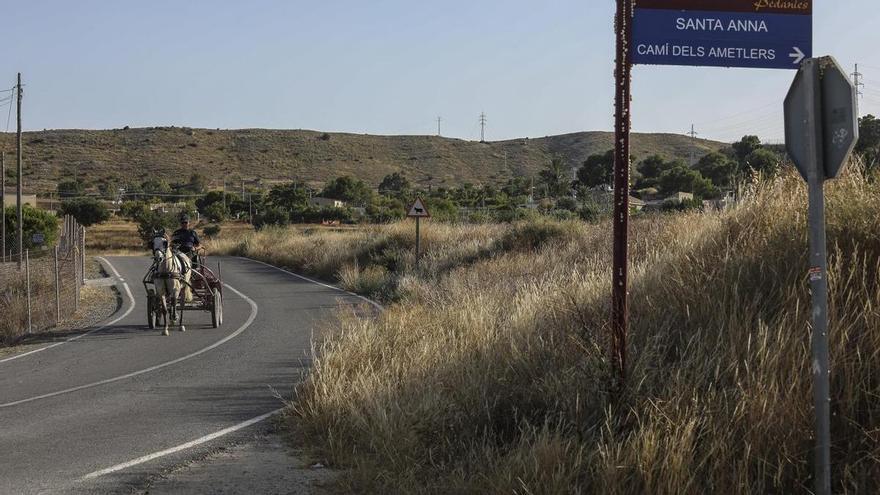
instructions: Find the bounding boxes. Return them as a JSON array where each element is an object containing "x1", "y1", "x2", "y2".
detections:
[{"x1": 611, "y1": 0, "x2": 633, "y2": 389}]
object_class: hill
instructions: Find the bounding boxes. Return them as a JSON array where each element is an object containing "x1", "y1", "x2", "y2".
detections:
[{"x1": 0, "y1": 127, "x2": 726, "y2": 193}]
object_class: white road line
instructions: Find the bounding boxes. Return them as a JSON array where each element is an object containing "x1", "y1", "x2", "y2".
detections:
[
  {"x1": 238, "y1": 256, "x2": 384, "y2": 311},
  {"x1": 81, "y1": 407, "x2": 284, "y2": 480},
  {"x1": 0, "y1": 257, "x2": 135, "y2": 365},
  {"x1": 0, "y1": 283, "x2": 258, "y2": 409}
]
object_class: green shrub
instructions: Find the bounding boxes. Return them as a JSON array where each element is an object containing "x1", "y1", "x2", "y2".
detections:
[
  {"x1": 59, "y1": 198, "x2": 111, "y2": 227},
  {"x1": 203, "y1": 224, "x2": 221, "y2": 238},
  {"x1": 2, "y1": 205, "x2": 59, "y2": 251}
]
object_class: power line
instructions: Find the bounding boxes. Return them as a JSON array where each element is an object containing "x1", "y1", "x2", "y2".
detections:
[
  {"x1": 436, "y1": 116, "x2": 442, "y2": 137},
  {"x1": 478, "y1": 112, "x2": 487, "y2": 143}
]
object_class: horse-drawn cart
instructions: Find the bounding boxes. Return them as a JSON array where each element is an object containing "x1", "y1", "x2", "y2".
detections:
[{"x1": 143, "y1": 249, "x2": 224, "y2": 330}]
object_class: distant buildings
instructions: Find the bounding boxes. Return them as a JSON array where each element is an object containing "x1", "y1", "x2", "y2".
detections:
[{"x1": 309, "y1": 197, "x2": 346, "y2": 209}]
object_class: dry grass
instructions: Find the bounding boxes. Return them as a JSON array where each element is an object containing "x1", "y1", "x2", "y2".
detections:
[
  {"x1": 217, "y1": 167, "x2": 880, "y2": 493},
  {"x1": 87, "y1": 219, "x2": 256, "y2": 255}
]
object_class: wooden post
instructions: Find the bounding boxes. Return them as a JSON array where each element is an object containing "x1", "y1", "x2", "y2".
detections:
[
  {"x1": 16, "y1": 73, "x2": 23, "y2": 270},
  {"x1": 611, "y1": 0, "x2": 633, "y2": 389},
  {"x1": 1, "y1": 151, "x2": 5, "y2": 262},
  {"x1": 25, "y1": 249, "x2": 31, "y2": 333},
  {"x1": 54, "y1": 244, "x2": 61, "y2": 324}
]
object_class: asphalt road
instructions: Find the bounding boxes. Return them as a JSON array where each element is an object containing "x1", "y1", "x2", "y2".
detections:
[{"x1": 0, "y1": 256, "x2": 375, "y2": 494}]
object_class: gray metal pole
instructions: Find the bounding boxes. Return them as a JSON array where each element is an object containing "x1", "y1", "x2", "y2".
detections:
[
  {"x1": 25, "y1": 249, "x2": 31, "y2": 333},
  {"x1": 415, "y1": 216, "x2": 420, "y2": 266},
  {"x1": 54, "y1": 244, "x2": 61, "y2": 323},
  {"x1": 802, "y1": 59, "x2": 832, "y2": 495}
]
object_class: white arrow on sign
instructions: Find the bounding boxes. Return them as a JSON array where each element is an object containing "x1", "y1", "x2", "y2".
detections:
[{"x1": 789, "y1": 46, "x2": 805, "y2": 65}]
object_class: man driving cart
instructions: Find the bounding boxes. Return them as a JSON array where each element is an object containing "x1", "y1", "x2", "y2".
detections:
[{"x1": 172, "y1": 213, "x2": 202, "y2": 267}]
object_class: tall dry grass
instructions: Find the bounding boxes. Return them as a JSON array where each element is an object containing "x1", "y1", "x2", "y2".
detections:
[{"x1": 215, "y1": 168, "x2": 880, "y2": 493}]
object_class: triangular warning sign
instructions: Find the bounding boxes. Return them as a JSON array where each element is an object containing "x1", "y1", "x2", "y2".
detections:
[{"x1": 407, "y1": 198, "x2": 431, "y2": 218}]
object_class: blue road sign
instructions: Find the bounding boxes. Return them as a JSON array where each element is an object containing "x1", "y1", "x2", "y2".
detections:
[{"x1": 633, "y1": 1, "x2": 812, "y2": 70}]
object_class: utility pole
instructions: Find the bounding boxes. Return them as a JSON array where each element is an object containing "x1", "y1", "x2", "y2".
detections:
[
  {"x1": 687, "y1": 124, "x2": 699, "y2": 165},
  {"x1": 16, "y1": 73, "x2": 23, "y2": 270},
  {"x1": 1, "y1": 151, "x2": 5, "y2": 261},
  {"x1": 611, "y1": 0, "x2": 633, "y2": 389},
  {"x1": 852, "y1": 63, "x2": 864, "y2": 115},
  {"x1": 479, "y1": 112, "x2": 487, "y2": 143},
  {"x1": 436, "y1": 116, "x2": 442, "y2": 136},
  {"x1": 241, "y1": 178, "x2": 245, "y2": 201}
]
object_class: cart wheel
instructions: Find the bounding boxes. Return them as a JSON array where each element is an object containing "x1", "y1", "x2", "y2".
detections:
[
  {"x1": 147, "y1": 292, "x2": 156, "y2": 329},
  {"x1": 211, "y1": 288, "x2": 223, "y2": 328}
]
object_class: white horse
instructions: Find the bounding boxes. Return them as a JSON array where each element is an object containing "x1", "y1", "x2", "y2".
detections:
[{"x1": 150, "y1": 233, "x2": 193, "y2": 336}]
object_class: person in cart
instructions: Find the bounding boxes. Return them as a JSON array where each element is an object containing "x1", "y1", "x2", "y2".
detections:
[{"x1": 171, "y1": 214, "x2": 201, "y2": 268}]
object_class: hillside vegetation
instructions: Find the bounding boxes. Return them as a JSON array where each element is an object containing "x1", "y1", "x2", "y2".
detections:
[
  {"x1": 209, "y1": 165, "x2": 880, "y2": 493},
  {"x1": 0, "y1": 127, "x2": 723, "y2": 193}
]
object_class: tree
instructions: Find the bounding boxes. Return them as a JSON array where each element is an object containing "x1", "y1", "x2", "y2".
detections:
[
  {"x1": 253, "y1": 207, "x2": 289, "y2": 230},
  {"x1": 637, "y1": 155, "x2": 681, "y2": 189},
  {"x1": 658, "y1": 165, "x2": 714, "y2": 197},
  {"x1": 378, "y1": 172, "x2": 411, "y2": 198},
  {"x1": 694, "y1": 152, "x2": 737, "y2": 189},
  {"x1": 267, "y1": 182, "x2": 311, "y2": 210},
  {"x1": 856, "y1": 114, "x2": 880, "y2": 170},
  {"x1": 321, "y1": 176, "x2": 373, "y2": 205},
  {"x1": 3, "y1": 205, "x2": 59, "y2": 250},
  {"x1": 538, "y1": 157, "x2": 571, "y2": 198},
  {"x1": 203, "y1": 202, "x2": 229, "y2": 223},
  {"x1": 425, "y1": 197, "x2": 458, "y2": 222},
  {"x1": 744, "y1": 149, "x2": 782, "y2": 176},
  {"x1": 732, "y1": 135, "x2": 762, "y2": 165},
  {"x1": 57, "y1": 179, "x2": 85, "y2": 198},
  {"x1": 59, "y1": 198, "x2": 111, "y2": 227},
  {"x1": 140, "y1": 179, "x2": 172, "y2": 198},
  {"x1": 576, "y1": 150, "x2": 614, "y2": 189},
  {"x1": 119, "y1": 200, "x2": 150, "y2": 220},
  {"x1": 183, "y1": 173, "x2": 208, "y2": 194}
]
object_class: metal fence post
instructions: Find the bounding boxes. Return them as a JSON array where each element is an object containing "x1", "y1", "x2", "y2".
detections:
[
  {"x1": 80, "y1": 225, "x2": 85, "y2": 285},
  {"x1": 54, "y1": 244, "x2": 61, "y2": 324},
  {"x1": 25, "y1": 249, "x2": 32, "y2": 334}
]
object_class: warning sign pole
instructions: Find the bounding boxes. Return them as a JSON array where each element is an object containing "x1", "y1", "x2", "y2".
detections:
[
  {"x1": 415, "y1": 216, "x2": 421, "y2": 266},
  {"x1": 407, "y1": 198, "x2": 430, "y2": 268}
]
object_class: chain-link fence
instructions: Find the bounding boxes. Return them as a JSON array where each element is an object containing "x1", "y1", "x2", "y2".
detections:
[{"x1": 0, "y1": 215, "x2": 86, "y2": 344}]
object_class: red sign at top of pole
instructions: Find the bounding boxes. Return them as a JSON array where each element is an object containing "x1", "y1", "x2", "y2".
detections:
[{"x1": 635, "y1": 0, "x2": 811, "y2": 15}]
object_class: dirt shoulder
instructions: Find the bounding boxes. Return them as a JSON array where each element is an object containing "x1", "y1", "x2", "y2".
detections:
[
  {"x1": 134, "y1": 421, "x2": 337, "y2": 495},
  {"x1": 0, "y1": 257, "x2": 120, "y2": 359}
]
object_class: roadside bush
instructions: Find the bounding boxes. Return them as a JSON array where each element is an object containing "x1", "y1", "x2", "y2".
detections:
[
  {"x1": 253, "y1": 207, "x2": 289, "y2": 230},
  {"x1": 203, "y1": 202, "x2": 229, "y2": 223},
  {"x1": 203, "y1": 224, "x2": 221, "y2": 238},
  {"x1": 661, "y1": 197, "x2": 704, "y2": 212},
  {"x1": 550, "y1": 209, "x2": 576, "y2": 221},
  {"x1": 555, "y1": 197, "x2": 579, "y2": 212}
]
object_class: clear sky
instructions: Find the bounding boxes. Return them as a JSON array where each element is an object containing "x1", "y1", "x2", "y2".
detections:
[{"x1": 3, "y1": 0, "x2": 879, "y2": 143}]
